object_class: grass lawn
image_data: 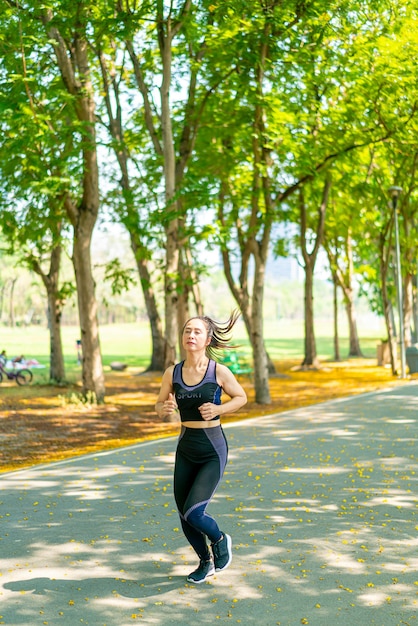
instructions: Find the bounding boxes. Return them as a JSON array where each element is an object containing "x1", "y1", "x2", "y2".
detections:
[
  {"x1": 0, "y1": 318, "x2": 388, "y2": 383},
  {"x1": 1, "y1": 319, "x2": 414, "y2": 473}
]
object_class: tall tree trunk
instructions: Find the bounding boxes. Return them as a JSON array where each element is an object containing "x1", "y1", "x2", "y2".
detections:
[
  {"x1": 220, "y1": 198, "x2": 272, "y2": 403},
  {"x1": 131, "y1": 237, "x2": 165, "y2": 371},
  {"x1": 159, "y1": 13, "x2": 180, "y2": 368},
  {"x1": 382, "y1": 272, "x2": 396, "y2": 374},
  {"x1": 333, "y1": 275, "x2": 340, "y2": 361},
  {"x1": 400, "y1": 157, "x2": 418, "y2": 347},
  {"x1": 303, "y1": 261, "x2": 319, "y2": 367},
  {"x1": 44, "y1": 10, "x2": 105, "y2": 401},
  {"x1": 344, "y1": 289, "x2": 363, "y2": 357},
  {"x1": 176, "y1": 244, "x2": 205, "y2": 361},
  {"x1": 97, "y1": 48, "x2": 165, "y2": 372},
  {"x1": 8, "y1": 277, "x2": 17, "y2": 328},
  {"x1": 31, "y1": 243, "x2": 66, "y2": 383},
  {"x1": 404, "y1": 272, "x2": 414, "y2": 347},
  {"x1": 343, "y1": 233, "x2": 362, "y2": 357},
  {"x1": 217, "y1": 18, "x2": 276, "y2": 404},
  {"x1": 324, "y1": 230, "x2": 362, "y2": 359},
  {"x1": 0, "y1": 280, "x2": 8, "y2": 322},
  {"x1": 177, "y1": 286, "x2": 190, "y2": 363},
  {"x1": 163, "y1": 218, "x2": 179, "y2": 368},
  {"x1": 47, "y1": 288, "x2": 65, "y2": 383},
  {"x1": 251, "y1": 259, "x2": 270, "y2": 403},
  {"x1": 72, "y1": 222, "x2": 105, "y2": 400},
  {"x1": 126, "y1": 1, "x2": 219, "y2": 366},
  {"x1": 300, "y1": 179, "x2": 330, "y2": 367},
  {"x1": 230, "y1": 22, "x2": 274, "y2": 403},
  {"x1": 184, "y1": 247, "x2": 204, "y2": 317},
  {"x1": 413, "y1": 270, "x2": 418, "y2": 343},
  {"x1": 380, "y1": 231, "x2": 397, "y2": 375}
]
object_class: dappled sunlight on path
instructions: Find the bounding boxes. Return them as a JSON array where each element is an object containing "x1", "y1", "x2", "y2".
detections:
[{"x1": 0, "y1": 384, "x2": 417, "y2": 625}]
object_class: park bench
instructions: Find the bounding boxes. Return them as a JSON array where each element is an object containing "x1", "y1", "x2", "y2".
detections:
[{"x1": 221, "y1": 352, "x2": 253, "y2": 378}]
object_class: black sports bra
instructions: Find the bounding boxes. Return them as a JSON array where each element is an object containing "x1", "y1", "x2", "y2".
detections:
[{"x1": 172, "y1": 359, "x2": 222, "y2": 422}]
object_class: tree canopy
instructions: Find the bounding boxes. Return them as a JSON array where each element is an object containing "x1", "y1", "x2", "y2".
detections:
[{"x1": 0, "y1": 0, "x2": 417, "y2": 400}]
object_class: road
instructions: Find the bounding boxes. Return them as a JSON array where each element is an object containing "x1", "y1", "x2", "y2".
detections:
[{"x1": 1, "y1": 382, "x2": 417, "y2": 625}]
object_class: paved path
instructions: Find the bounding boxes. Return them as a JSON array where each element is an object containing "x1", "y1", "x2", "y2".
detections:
[{"x1": 1, "y1": 383, "x2": 417, "y2": 626}]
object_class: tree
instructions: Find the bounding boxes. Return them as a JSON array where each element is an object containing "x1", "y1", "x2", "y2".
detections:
[
  {"x1": 119, "y1": 0, "x2": 193, "y2": 367},
  {"x1": 94, "y1": 25, "x2": 166, "y2": 371},
  {"x1": 0, "y1": 5, "x2": 73, "y2": 381},
  {"x1": 273, "y1": 0, "x2": 417, "y2": 370},
  {"x1": 351, "y1": 144, "x2": 417, "y2": 376},
  {"x1": 0, "y1": 211, "x2": 68, "y2": 382},
  {"x1": 118, "y1": 0, "x2": 240, "y2": 366},
  {"x1": 1, "y1": 0, "x2": 108, "y2": 396},
  {"x1": 1, "y1": 0, "x2": 417, "y2": 391},
  {"x1": 393, "y1": 154, "x2": 418, "y2": 348},
  {"x1": 40, "y1": 2, "x2": 106, "y2": 399},
  {"x1": 323, "y1": 174, "x2": 365, "y2": 359},
  {"x1": 299, "y1": 178, "x2": 331, "y2": 368},
  {"x1": 213, "y1": 6, "x2": 280, "y2": 402},
  {"x1": 185, "y1": 0, "x2": 316, "y2": 402},
  {"x1": 198, "y1": 0, "x2": 400, "y2": 386}
]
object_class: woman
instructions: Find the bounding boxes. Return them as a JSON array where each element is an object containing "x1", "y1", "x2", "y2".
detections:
[{"x1": 155, "y1": 311, "x2": 247, "y2": 584}]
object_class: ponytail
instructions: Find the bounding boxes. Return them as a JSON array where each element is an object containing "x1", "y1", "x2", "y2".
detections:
[{"x1": 183, "y1": 310, "x2": 241, "y2": 360}]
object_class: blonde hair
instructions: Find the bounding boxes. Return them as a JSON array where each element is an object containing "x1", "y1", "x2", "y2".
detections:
[{"x1": 183, "y1": 310, "x2": 241, "y2": 360}]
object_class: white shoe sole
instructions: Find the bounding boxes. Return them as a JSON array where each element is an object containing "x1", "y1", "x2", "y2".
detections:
[{"x1": 187, "y1": 566, "x2": 215, "y2": 584}]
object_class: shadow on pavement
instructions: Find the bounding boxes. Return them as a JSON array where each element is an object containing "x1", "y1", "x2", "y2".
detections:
[{"x1": 0, "y1": 383, "x2": 417, "y2": 625}]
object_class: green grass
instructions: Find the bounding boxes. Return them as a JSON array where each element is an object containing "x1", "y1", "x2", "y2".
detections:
[
  {"x1": 0, "y1": 317, "x2": 386, "y2": 385},
  {"x1": 0, "y1": 323, "x2": 152, "y2": 385},
  {"x1": 234, "y1": 317, "x2": 386, "y2": 360}
]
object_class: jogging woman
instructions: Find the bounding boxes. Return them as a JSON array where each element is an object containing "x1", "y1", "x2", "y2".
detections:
[{"x1": 155, "y1": 312, "x2": 247, "y2": 583}]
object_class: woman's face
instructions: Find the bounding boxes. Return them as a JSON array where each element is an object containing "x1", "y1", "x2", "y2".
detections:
[{"x1": 182, "y1": 318, "x2": 210, "y2": 352}]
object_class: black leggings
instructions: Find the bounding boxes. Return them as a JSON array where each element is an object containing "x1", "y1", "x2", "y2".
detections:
[{"x1": 173, "y1": 425, "x2": 228, "y2": 560}]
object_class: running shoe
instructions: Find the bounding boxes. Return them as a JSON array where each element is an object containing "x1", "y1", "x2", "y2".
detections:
[
  {"x1": 212, "y1": 533, "x2": 232, "y2": 571},
  {"x1": 187, "y1": 558, "x2": 215, "y2": 584}
]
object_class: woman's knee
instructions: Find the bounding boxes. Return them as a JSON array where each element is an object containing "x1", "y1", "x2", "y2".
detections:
[{"x1": 186, "y1": 504, "x2": 206, "y2": 528}]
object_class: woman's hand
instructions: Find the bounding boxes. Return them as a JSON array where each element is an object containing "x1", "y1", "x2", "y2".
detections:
[
  {"x1": 155, "y1": 367, "x2": 177, "y2": 420},
  {"x1": 161, "y1": 392, "x2": 178, "y2": 419},
  {"x1": 198, "y1": 402, "x2": 219, "y2": 421}
]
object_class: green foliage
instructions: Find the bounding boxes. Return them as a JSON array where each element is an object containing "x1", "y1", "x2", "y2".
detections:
[
  {"x1": 57, "y1": 280, "x2": 77, "y2": 304},
  {"x1": 103, "y1": 258, "x2": 137, "y2": 296},
  {"x1": 0, "y1": 0, "x2": 417, "y2": 367}
]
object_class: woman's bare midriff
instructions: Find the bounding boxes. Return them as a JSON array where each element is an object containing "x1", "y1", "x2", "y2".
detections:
[{"x1": 182, "y1": 419, "x2": 221, "y2": 429}]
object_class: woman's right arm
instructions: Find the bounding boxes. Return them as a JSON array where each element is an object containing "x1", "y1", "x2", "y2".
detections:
[{"x1": 155, "y1": 366, "x2": 178, "y2": 420}]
